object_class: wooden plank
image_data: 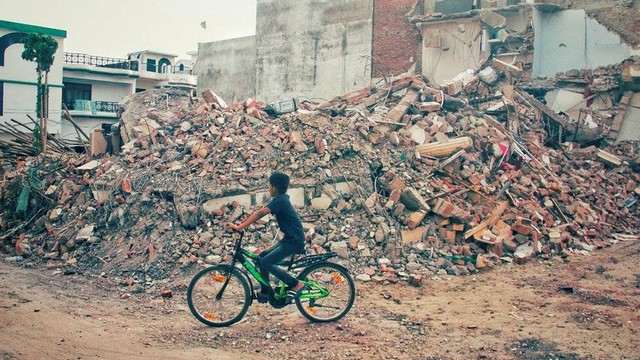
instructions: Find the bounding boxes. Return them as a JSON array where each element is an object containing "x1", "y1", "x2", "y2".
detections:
[
  {"x1": 387, "y1": 89, "x2": 420, "y2": 123},
  {"x1": 596, "y1": 149, "x2": 622, "y2": 167},
  {"x1": 464, "y1": 201, "x2": 509, "y2": 239},
  {"x1": 517, "y1": 90, "x2": 567, "y2": 127},
  {"x1": 416, "y1": 136, "x2": 473, "y2": 158},
  {"x1": 465, "y1": 223, "x2": 488, "y2": 240},
  {"x1": 90, "y1": 129, "x2": 108, "y2": 156},
  {"x1": 355, "y1": 75, "x2": 416, "y2": 110}
]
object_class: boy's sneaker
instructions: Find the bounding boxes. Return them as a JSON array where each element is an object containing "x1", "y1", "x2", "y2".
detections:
[
  {"x1": 285, "y1": 284, "x2": 309, "y2": 304},
  {"x1": 255, "y1": 286, "x2": 271, "y2": 303}
]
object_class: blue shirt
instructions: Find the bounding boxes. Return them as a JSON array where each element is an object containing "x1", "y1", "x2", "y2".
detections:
[{"x1": 267, "y1": 194, "x2": 305, "y2": 253}]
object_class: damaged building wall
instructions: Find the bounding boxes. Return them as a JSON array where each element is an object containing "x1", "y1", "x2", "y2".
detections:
[
  {"x1": 532, "y1": 8, "x2": 635, "y2": 78},
  {"x1": 372, "y1": 0, "x2": 422, "y2": 77},
  {"x1": 255, "y1": 0, "x2": 374, "y2": 102},
  {"x1": 420, "y1": 19, "x2": 489, "y2": 84},
  {"x1": 616, "y1": 92, "x2": 640, "y2": 143},
  {"x1": 195, "y1": 36, "x2": 256, "y2": 103}
]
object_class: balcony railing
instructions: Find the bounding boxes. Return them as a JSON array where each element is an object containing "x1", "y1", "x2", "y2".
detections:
[
  {"x1": 63, "y1": 52, "x2": 138, "y2": 71},
  {"x1": 64, "y1": 99, "x2": 120, "y2": 114},
  {"x1": 170, "y1": 65, "x2": 193, "y2": 74}
]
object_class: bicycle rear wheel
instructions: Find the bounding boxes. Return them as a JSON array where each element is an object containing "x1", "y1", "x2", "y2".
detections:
[
  {"x1": 187, "y1": 264, "x2": 251, "y2": 327},
  {"x1": 295, "y1": 262, "x2": 355, "y2": 322}
]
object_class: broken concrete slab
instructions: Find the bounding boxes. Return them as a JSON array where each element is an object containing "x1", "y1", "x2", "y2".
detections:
[
  {"x1": 479, "y1": 10, "x2": 507, "y2": 28},
  {"x1": 401, "y1": 226, "x2": 426, "y2": 245},
  {"x1": 202, "y1": 194, "x2": 252, "y2": 214},
  {"x1": 597, "y1": 150, "x2": 622, "y2": 167},
  {"x1": 77, "y1": 160, "x2": 100, "y2": 171},
  {"x1": 311, "y1": 196, "x2": 333, "y2": 210},
  {"x1": 616, "y1": 93, "x2": 640, "y2": 143},
  {"x1": 400, "y1": 188, "x2": 430, "y2": 212}
]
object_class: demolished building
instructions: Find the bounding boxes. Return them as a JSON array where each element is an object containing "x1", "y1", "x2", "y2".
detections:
[
  {"x1": 1, "y1": 55, "x2": 639, "y2": 288},
  {"x1": 1, "y1": 1, "x2": 640, "y2": 291}
]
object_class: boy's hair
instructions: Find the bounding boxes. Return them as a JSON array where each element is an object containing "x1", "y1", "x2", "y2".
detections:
[{"x1": 269, "y1": 172, "x2": 289, "y2": 194}]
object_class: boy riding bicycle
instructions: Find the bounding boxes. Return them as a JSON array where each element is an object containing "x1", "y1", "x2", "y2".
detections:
[{"x1": 227, "y1": 172, "x2": 308, "y2": 302}]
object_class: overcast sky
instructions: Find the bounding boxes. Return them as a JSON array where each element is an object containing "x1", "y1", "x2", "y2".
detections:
[{"x1": 1, "y1": 0, "x2": 257, "y2": 59}]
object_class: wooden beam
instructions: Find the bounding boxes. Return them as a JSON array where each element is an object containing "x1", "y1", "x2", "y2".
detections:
[
  {"x1": 516, "y1": 90, "x2": 567, "y2": 127},
  {"x1": 464, "y1": 201, "x2": 509, "y2": 239},
  {"x1": 416, "y1": 136, "x2": 473, "y2": 158}
]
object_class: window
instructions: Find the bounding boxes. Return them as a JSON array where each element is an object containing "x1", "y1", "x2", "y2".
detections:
[
  {"x1": 146, "y1": 59, "x2": 156, "y2": 72},
  {"x1": 62, "y1": 82, "x2": 91, "y2": 110},
  {"x1": 158, "y1": 58, "x2": 172, "y2": 74}
]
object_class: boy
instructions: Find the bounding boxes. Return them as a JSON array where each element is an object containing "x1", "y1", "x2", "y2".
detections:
[{"x1": 227, "y1": 172, "x2": 307, "y2": 302}]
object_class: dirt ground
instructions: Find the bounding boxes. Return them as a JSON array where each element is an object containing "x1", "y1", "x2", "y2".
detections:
[{"x1": 1, "y1": 240, "x2": 639, "y2": 360}]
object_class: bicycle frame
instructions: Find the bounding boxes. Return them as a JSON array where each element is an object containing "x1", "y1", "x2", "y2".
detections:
[{"x1": 216, "y1": 232, "x2": 333, "y2": 301}]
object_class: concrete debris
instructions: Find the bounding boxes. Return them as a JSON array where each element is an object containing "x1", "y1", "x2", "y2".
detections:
[
  {"x1": 479, "y1": 10, "x2": 507, "y2": 29},
  {"x1": 478, "y1": 67, "x2": 498, "y2": 85},
  {"x1": 1, "y1": 55, "x2": 639, "y2": 292}
]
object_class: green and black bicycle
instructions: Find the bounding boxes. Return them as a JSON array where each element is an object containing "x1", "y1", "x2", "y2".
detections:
[{"x1": 187, "y1": 231, "x2": 356, "y2": 327}]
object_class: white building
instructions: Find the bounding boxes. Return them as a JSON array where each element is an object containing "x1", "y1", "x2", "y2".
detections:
[
  {"x1": 62, "y1": 50, "x2": 197, "y2": 140},
  {"x1": 61, "y1": 52, "x2": 137, "y2": 139},
  {"x1": 0, "y1": 20, "x2": 66, "y2": 135},
  {"x1": 1, "y1": 19, "x2": 197, "y2": 141}
]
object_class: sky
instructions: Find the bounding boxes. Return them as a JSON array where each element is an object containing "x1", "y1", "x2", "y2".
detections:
[{"x1": 1, "y1": 0, "x2": 257, "y2": 59}]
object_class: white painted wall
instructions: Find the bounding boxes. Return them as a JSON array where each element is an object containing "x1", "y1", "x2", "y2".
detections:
[
  {"x1": 255, "y1": 0, "x2": 374, "y2": 102},
  {"x1": 64, "y1": 70, "x2": 135, "y2": 102},
  {"x1": 0, "y1": 26, "x2": 65, "y2": 134},
  {"x1": 135, "y1": 78, "x2": 158, "y2": 91},
  {"x1": 86, "y1": 81, "x2": 131, "y2": 102},
  {"x1": 60, "y1": 116, "x2": 117, "y2": 141},
  {"x1": 616, "y1": 93, "x2": 640, "y2": 143},
  {"x1": 421, "y1": 19, "x2": 488, "y2": 84},
  {"x1": 532, "y1": 9, "x2": 633, "y2": 78},
  {"x1": 196, "y1": 36, "x2": 256, "y2": 102},
  {"x1": 3, "y1": 82, "x2": 38, "y2": 120}
]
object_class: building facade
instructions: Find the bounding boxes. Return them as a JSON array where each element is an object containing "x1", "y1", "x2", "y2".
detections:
[
  {"x1": 61, "y1": 50, "x2": 197, "y2": 140},
  {"x1": 0, "y1": 20, "x2": 66, "y2": 135},
  {"x1": 0, "y1": 19, "x2": 197, "y2": 141},
  {"x1": 196, "y1": 0, "x2": 380, "y2": 103}
]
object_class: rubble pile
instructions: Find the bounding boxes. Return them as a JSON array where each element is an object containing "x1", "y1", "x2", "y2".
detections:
[{"x1": 1, "y1": 58, "x2": 639, "y2": 289}]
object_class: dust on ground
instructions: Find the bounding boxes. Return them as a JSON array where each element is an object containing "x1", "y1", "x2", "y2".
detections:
[{"x1": 1, "y1": 241, "x2": 638, "y2": 360}]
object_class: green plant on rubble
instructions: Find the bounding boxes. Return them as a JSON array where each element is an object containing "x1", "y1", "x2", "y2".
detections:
[{"x1": 14, "y1": 161, "x2": 61, "y2": 221}]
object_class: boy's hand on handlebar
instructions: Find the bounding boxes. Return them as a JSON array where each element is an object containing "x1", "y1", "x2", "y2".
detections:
[{"x1": 227, "y1": 223, "x2": 242, "y2": 231}]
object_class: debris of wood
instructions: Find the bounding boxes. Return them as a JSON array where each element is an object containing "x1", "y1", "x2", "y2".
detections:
[{"x1": 416, "y1": 137, "x2": 473, "y2": 158}]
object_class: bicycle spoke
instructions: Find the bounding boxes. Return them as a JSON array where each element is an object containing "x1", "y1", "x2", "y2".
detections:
[
  {"x1": 295, "y1": 263, "x2": 355, "y2": 323},
  {"x1": 187, "y1": 265, "x2": 250, "y2": 327}
]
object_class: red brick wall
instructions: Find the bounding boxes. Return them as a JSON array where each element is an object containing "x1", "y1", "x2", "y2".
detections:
[{"x1": 372, "y1": 0, "x2": 422, "y2": 77}]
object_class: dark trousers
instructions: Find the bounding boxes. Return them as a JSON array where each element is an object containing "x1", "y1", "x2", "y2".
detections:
[{"x1": 258, "y1": 242, "x2": 299, "y2": 289}]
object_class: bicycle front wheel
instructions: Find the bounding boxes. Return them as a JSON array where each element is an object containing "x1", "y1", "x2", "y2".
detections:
[
  {"x1": 187, "y1": 264, "x2": 251, "y2": 327},
  {"x1": 295, "y1": 262, "x2": 355, "y2": 322}
]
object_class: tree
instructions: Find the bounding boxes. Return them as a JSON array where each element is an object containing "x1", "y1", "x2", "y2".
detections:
[{"x1": 21, "y1": 33, "x2": 58, "y2": 154}]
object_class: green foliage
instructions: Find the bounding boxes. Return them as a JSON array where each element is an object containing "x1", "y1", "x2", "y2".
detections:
[
  {"x1": 21, "y1": 33, "x2": 58, "y2": 153},
  {"x1": 20, "y1": 33, "x2": 58, "y2": 74}
]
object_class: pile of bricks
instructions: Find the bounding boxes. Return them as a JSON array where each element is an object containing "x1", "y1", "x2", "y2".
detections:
[{"x1": 1, "y1": 57, "x2": 638, "y2": 290}]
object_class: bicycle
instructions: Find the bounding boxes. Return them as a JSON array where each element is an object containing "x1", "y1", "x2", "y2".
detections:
[{"x1": 187, "y1": 231, "x2": 356, "y2": 327}]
